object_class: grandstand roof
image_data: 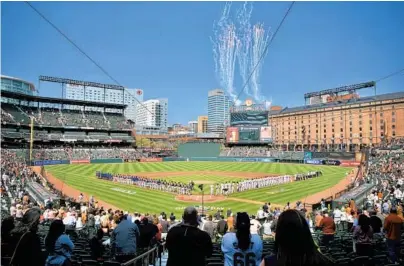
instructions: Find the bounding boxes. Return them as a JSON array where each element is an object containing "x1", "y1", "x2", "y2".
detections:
[
  {"x1": 269, "y1": 91, "x2": 404, "y2": 116},
  {"x1": 1, "y1": 90, "x2": 127, "y2": 109}
]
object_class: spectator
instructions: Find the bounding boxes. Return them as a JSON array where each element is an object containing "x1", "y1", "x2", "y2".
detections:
[
  {"x1": 347, "y1": 210, "x2": 355, "y2": 232},
  {"x1": 369, "y1": 210, "x2": 383, "y2": 239},
  {"x1": 166, "y1": 206, "x2": 213, "y2": 266},
  {"x1": 384, "y1": 207, "x2": 403, "y2": 263},
  {"x1": 250, "y1": 215, "x2": 262, "y2": 235},
  {"x1": 217, "y1": 215, "x2": 228, "y2": 237},
  {"x1": 110, "y1": 215, "x2": 140, "y2": 263},
  {"x1": 1, "y1": 216, "x2": 15, "y2": 256},
  {"x1": 89, "y1": 228, "x2": 105, "y2": 261},
  {"x1": 9, "y1": 207, "x2": 44, "y2": 266},
  {"x1": 202, "y1": 215, "x2": 215, "y2": 241},
  {"x1": 319, "y1": 211, "x2": 336, "y2": 245},
  {"x1": 45, "y1": 220, "x2": 74, "y2": 266},
  {"x1": 153, "y1": 217, "x2": 163, "y2": 242},
  {"x1": 227, "y1": 214, "x2": 234, "y2": 232},
  {"x1": 333, "y1": 207, "x2": 342, "y2": 231},
  {"x1": 262, "y1": 216, "x2": 273, "y2": 239},
  {"x1": 222, "y1": 212, "x2": 263, "y2": 266},
  {"x1": 353, "y1": 214, "x2": 373, "y2": 256},
  {"x1": 138, "y1": 217, "x2": 158, "y2": 248},
  {"x1": 160, "y1": 214, "x2": 169, "y2": 240},
  {"x1": 261, "y1": 209, "x2": 334, "y2": 266}
]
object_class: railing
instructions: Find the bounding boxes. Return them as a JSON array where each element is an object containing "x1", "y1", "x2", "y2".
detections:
[{"x1": 122, "y1": 242, "x2": 166, "y2": 266}]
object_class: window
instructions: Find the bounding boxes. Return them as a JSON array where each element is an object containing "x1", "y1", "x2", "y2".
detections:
[
  {"x1": 350, "y1": 128, "x2": 352, "y2": 132},
  {"x1": 380, "y1": 112, "x2": 383, "y2": 117},
  {"x1": 359, "y1": 121, "x2": 362, "y2": 125},
  {"x1": 393, "y1": 131, "x2": 396, "y2": 136},
  {"x1": 350, "y1": 121, "x2": 352, "y2": 126},
  {"x1": 350, "y1": 133, "x2": 353, "y2": 138},
  {"x1": 332, "y1": 129, "x2": 335, "y2": 133},
  {"x1": 369, "y1": 114, "x2": 372, "y2": 118},
  {"x1": 324, "y1": 129, "x2": 326, "y2": 133},
  {"x1": 392, "y1": 111, "x2": 395, "y2": 116},
  {"x1": 392, "y1": 118, "x2": 396, "y2": 123},
  {"x1": 316, "y1": 130, "x2": 318, "y2": 134},
  {"x1": 392, "y1": 125, "x2": 396, "y2": 129},
  {"x1": 324, "y1": 134, "x2": 326, "y2": 138},
  {"x1": 340, "y1": 128, "x2": 343, "y2": 132},
  {"x1": 359, "y1": 133, "x2": 362, "y2": 138},
  {"x1": 370, "y1": 126, "x2": 373, "y2": 131}
]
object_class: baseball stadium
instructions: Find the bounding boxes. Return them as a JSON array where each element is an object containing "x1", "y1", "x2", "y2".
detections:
[
  {"x1": 3, "y1": 75, "x2": 401, "y2": 216},
  {"x1": 2, "y1": 74, "x2": 404, "y2": 266}
]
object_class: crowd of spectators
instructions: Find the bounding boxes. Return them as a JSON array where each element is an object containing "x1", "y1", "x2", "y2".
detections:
[
  {"x1": 1, "y1": 140, "x2": 404, "y2": 266},
  {"x1": 3, "y1": 147, "x2": 148, "y2": 161},
  {"x1": 1, "y1": 104, "x2": 133, "y2": 130}
]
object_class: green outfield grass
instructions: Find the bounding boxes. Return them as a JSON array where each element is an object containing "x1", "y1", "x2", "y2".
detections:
[{"x1": 45, "y1": 162, "x2": 350, "y2": 215}]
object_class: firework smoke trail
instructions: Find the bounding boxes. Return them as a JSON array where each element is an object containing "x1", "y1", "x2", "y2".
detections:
[
  {"x1": 235, "y1": 2, "x2": 253, "y2": 97},
  {"x1": 250, "y1": 23, "x2": 271, "y2": 102},
  {"x1": 211, "y1": 2, "x2": 240, "y2": 105}
]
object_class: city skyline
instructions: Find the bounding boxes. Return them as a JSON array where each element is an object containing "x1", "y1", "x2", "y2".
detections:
[{"x1": 2, "y1": 1, "x2": 404, "y2": 125}]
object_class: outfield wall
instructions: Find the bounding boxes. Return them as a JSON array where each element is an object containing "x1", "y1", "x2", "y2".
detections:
[
  {"x1": 163, "y1": 157, "x2": 276, "y2": 162},
  {"x1": 177, "y1": 143, "x2": 221, "y2": 158}
]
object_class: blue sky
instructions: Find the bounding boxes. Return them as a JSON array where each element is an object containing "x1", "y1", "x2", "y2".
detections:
[{"x1": 2, "y1": 1, "x2": 404, "y2": 125}]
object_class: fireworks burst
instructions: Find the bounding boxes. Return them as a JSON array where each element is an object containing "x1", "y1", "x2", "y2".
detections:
[{"x1": 211, "y1": 2, "x2": 271, "y2": 105}]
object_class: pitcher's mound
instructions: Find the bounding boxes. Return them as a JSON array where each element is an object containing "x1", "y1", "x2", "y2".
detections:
[{"x1": 175, "y1": 195, "x2": 226, "y2": 203}]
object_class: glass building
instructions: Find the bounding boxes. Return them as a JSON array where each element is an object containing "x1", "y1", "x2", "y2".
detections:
[
  {"x1": 207, "y1": 89, "x2": 231, "y2": 133},
  {"x1": 1, "y1": 75, "x2": 35, "y2": 95}
]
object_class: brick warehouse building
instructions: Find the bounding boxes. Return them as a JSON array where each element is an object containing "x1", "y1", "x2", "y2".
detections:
[{"x1": 269, "y1": 91, "x2": 404, "y2": 152}]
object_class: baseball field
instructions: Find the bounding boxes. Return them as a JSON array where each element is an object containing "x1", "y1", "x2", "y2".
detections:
[{"x1": 45, "y1": 162, "x2": 352, "y2": 215}]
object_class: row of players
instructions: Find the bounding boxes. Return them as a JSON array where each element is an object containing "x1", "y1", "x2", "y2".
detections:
[{"x1": 96, "y1": 170, "x2": 322, "y2": 195}]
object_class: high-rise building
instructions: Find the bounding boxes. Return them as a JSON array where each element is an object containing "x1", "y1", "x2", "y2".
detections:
[
  {"x1": 65, "y1": 84, "x2": 143, "y2": 121},
  {"x1": 135, "y1": 98, "x2": 168, "y2": 129},
  {"x1": 207, "y1": 89, "x2": 231, "y2": 133},
  {"x1": 197, "y1": 116, "x2": 208, "y2": 133},
  {"x1": 188, "y1": 121, "x2": 198, "y2": 133}
]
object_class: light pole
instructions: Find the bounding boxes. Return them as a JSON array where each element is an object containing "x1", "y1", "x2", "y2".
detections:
[{"x1": 198, "y1": 184, "x2": 204, "y2": 216}]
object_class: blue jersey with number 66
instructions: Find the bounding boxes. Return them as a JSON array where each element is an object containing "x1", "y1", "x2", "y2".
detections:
[{"x1": 221, "y1": 232, "x2": 263, "y2": 266}]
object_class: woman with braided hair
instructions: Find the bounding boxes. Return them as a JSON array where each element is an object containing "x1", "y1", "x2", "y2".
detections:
[{"x1": 222, "y1": 212, "x2": 263, "y2": 266}]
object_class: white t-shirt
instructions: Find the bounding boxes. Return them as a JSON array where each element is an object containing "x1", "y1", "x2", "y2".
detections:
[{"x1": 250, "y1": 219, "x2": 261, "y2": 234}]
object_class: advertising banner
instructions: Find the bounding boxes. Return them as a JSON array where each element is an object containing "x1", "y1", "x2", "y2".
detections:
[
  {"x1": 340, "y1": 160, "x2": 361, "y2": 167},
  {"x1": 324, "y1": 160, "x2": 341, "y2": 166},
  {"x1": 226, "y1": 127, "x2": 239, "y2": 143},
  {"x1": 33, "y1": 160, "x2": 70, "y2": 166},
  {"x1": 304, "y1": 152, "x2": 313, "y2": 160},
  {"x1": 305, "y1": 159, "x2": 323, "y2": 165},
  {"x1": 70, "y1": 159, "x2": 90, "y2": 164},
  {"x1": 140, "y1": 158, "x2": 163, "y2": 162},
  {"x1": 260, "y1": 126, "x2": 272, "y2": 142}
]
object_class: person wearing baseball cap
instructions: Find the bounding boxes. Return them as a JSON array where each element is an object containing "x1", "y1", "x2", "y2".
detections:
[
  {"x1": 222, "y1": 212, "x2": 263, "y2": 266},
  {"x1": 166, "y1": 206, "x2": 212, "y2": 266}
]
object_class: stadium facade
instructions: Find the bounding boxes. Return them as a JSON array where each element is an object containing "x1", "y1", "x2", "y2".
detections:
[
  {"x1": 207, "y1": 89, "x2": 231, "y2": 133},
  {"x1": 135, "y1": 98, "x2": 168, "y2": 130},
  {"x1": 65, "y1": 84, "x2": 143, "y2": 122},
  {"x1": 269, "y1": 91, "x2": 404, "y2": 151},
  {"x1": 0, "y1": 75, "x2": 35, "y2": 97}
]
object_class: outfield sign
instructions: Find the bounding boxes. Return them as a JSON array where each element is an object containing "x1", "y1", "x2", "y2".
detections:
[
  {"x1": 33, "y1": 160, "x2": 70, "y2": 166},
  {"x1": 305, "y1": 159, "x2": 322, "y2": 165}
]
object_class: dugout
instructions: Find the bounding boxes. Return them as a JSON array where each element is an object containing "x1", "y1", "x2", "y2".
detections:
[{"x1": 332, "y1": 183, "x2": 374, "y2": 210}]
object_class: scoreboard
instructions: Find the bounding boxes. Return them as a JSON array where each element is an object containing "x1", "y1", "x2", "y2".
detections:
[
  {"x1": 226, "y1": 126, "x2": 272, "y2": 144},
  {"x1": 227, "y1": 99, "x2": 272, "y2": 144}
]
